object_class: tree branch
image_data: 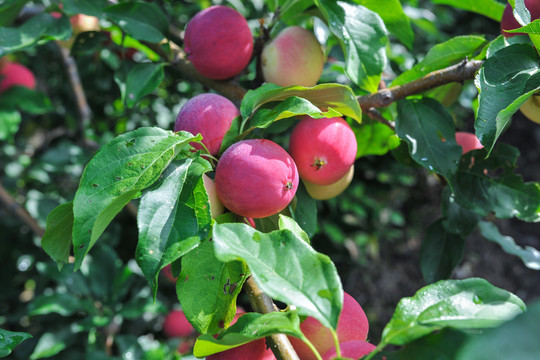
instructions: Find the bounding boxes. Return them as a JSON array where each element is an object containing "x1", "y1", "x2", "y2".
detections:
[{"x1": 0, "y1": 183, "x2": 45, "y2": 238}]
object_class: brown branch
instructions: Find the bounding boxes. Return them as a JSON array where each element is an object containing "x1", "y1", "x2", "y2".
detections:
[
  {"x1": 0, "y1": 183, "x2": 45, "y2": 237},
  {"x1": 245, "y1": 277, "x2": 301, "y2": 360},
  {"x1": 357, "y1": 59, "x2": 483, "y2": 110}
]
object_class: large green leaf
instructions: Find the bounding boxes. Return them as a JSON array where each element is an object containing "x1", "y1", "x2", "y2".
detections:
[
  {"x1": 136, "y1": 157, "x2": 212, "y2": 297},
  {"x1": 0, "y1": 87, "x2": 54, "y2": 114},
  {"x1": 103, "y1": 1, "x2": 168, "y2": 43},
  {"x1": 478, "y1": 221, "x2": 540, "y2": 270},
  {"x1": 29, "y1": 330, "x2": 75, "y2": 360},
  {"x1": 392, "y1": 36, "x2": 486, "y2": 86},
  {"x1": 124, "y1": 63, "x2": 165, "y2": 108},
  {"x1": 0, "y1": 0, "x2": 27, "y2": 27},
  {"x1": 62, "y1": 0, "x2": 107, "y2": 17},
  {"x1": 72, "y1": 127, "x2": 200, "y2": 270},
  {"x1": 380, "y1": 278, "x2": 526, "y2": 346},
  {"x1": 475, "y1": 43, "x2": 540, "y2": 154},
  {"x1": 456, "y1": 300, "x2": 540, "y2": 360},
  {"x1": 212, "y1": 222, "x2": 343, "y2": 330},
  {"x1": 452, "y1": 144, "x2": 540, "y2": 222},
  {"x1": 354, "y1": 116, "x2": 400, "y2": 158},
  {"x1": 0, "y1": 108, "x2": 21, "y2": 141},
  {"x1": 177, "y1": 238, "x2": 248, "y2": 335},
  {"x1": 29, "y1": 293, "x2": 93, "y2": 317},
  {"x1": 193, "y1": 311, "x2": 304, "y2": 357},
  {"x1": 396, "y1": 98, "x2": 462, "y2": 183},
  {"x1": 0, "y1": 328, "x2": 32, "y2": 358},
  {"x1": 431, "y1": 0, "x2": 505, "y2": 21},
  {"x1": 441, "y1": 187, "x2": 481, "y2": 237},
  {"x1": 354, "y1": 0, "x2": 414, "y2": 49},
  {"x1": 420, "y1": 219, "x2": 466, "y2": 284},
  {"x1": 41, "y1": 202, "x2": 74, "y2": 267},
  {"x1": 315, "y1": 0, "x2": 388, "y2": 92}
]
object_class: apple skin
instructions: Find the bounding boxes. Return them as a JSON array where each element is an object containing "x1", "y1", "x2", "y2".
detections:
[
  {"x1": 174, "y1": 93, "x2": 240, "y2": 156},
  {"x1": 303, "y1": 165, "x2": 354, "y2": 200},
  {"x1": 288, "y1": 292, "x2": 369, "y2": 360},
  {"x1": 202, "y1": 174, "x2": 225, "y2": 219},
  {"x1": 161, "y1": 264, "x2": 177, "y2": 283},
  {"x1": 455, "y1": 131, "x2": 484, "y2": 155},
  {"x1": 501, "y1": 0, "x2": 540, "y2": 37},
  {"x1": 184, "y1": 5, "x2": 253, "y2": 80},
  {"x1": 289, "y1": 116, "x2": 357, "y2": 185},
  {"x1": 322, "y1": 340, "x2": 376, "y2": 360},
  {"x1": 163, "y1": 309, "x2": 195, "y2": 338},
  {"x1": 519, "y1": 94, "x2": 540, "y2": 124},
  {"x1": 261, "y1": 26, "x2": 325, "y2": 87},
  {"x1": 215, "y1": 139, "x2": 299, "y2": 219},
  {"x1": 0, "y1": 61, "x2": 36, "y2": 93},
  {"x1": 70, "y1": 14, "x2": 100, "y2": 34}
]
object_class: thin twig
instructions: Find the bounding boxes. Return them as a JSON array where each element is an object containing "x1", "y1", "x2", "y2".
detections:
[
  {"x1": 0, "y1": 183, "x2": 45, "y2": 237},
  {"x1": 365, "y1": 108, "x2": 396, "y2": 131}
]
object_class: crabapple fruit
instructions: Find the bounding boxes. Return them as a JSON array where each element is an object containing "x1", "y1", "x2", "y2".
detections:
[
  {"x1": 455, "y1": 131, "x2": 484, "y2": 154},
  {"x1": 501, "y1": 0, "x2": 540, "y2": 37},
  {"x1": 322, "y1": 340, "x2": 377, "y2": 360},
  {"x1": 202, "y1": 174, "x2": 225, "y2": 219},
  {"x1": 174, "y1": 93, "x2": 240, "y2": 156},
  {"x1": 163, "y1": 309, "x2": 194, "y2": 337},
  {"x1": 70, "y1": 14, "x2": 100, "y2": 34},
  {"x1": 184, "y1": 5, "x2": 253, "y2": 79},
  {"x1": 161, "y1": 264, "x2": 177, "y2": 283},
  {"x1": 215, "y1": 139, "x2": 299, "y2": 219},
  {"x1": 289, "y1": 116, "x2": 357, "y2": 185},
  {"x1": 288, "y1": 292, "x2": 369, "y2": 360},
  {"x1": 261, "y1": 26, "x2": 325, "y2": 87},
  {"x1": 303, "y1": 165, "x2": 354, "y2": 200},
  {"x1": 519, "y1": 94, "x2": 540, "y2": 124},
  {"x1": 0, "y1": 61, "x2": 36, "y2": 93}
]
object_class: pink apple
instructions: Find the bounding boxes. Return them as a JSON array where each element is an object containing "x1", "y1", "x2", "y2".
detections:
[
  {"x1": 0, "y1": 61, "x2": 36, "y2": 93},
  {"x1": 261, "y1": 26, "x2": 325, "y2": 87},
  {"x1": 455, "y1": 131, "x2": 484, "y2": 154},
  {"x1": 215, "y1": 139, "x2": 299, "y2": 218},
  {"x1": 163, "y1": 309, "x2": 195, "y2": 337},
  {"x1": 288, "y1": 292, "x2": 369, "y2": 360},
  {"x1": 184, "y1": 5, "x2": 253, "y2": 79},
  {"x1": 289, "y1": 116, "x2": 357, "y2": 185},
  {"x1": 501, "y1": 0, "x2": 540, "y2": 37},
  {"x1": 303, "y1": 165, "x2": 354, "y2": 200},
  {"x1": 161, "y1": 264, "x2": 177, "y2": 283},
  {"x1": 174, "y1": 93, "x2": 240, "y2": 156},
  {"x1": 322, "y1": 340, "x2": 376, "y2": 360}
]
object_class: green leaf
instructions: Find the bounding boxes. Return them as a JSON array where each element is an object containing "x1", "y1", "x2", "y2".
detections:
[
  {"x1": 452, "y1": 144, "x2": 540, "y2": 222},
  {"x1": 124, "y1": 63, "x2": 165, "y2": 108},
  {"x1": 506, "y1": 18, "x2": 540, "y2": 35},
  {"x1": 456, "y1": 300, "x2": 540, "y2": 360},
  {"x1": 177, "y1": 238, "x2": 249, "y2": 335},
  {"x1": 72, "y1": 127, "x2": 200, "y2": 270},
  {"x1": 279, "y1": 215, "x2": 309, "y2": 244},
  {"x1": 420, "y1": 219, "x2": 466, "y2": 284},
  {"x1": 396, "y1": 98, "x2": 462, "y2": 183},
  {"x1": 315, "y1": 0, "x2": 388, "y2": 92},
  {"x1": 0, "y1": 13, "x2": 71, "y2": 56},
  {"x1": 0, "y1": 328, "x2": 32, "y2": 358},
  {"x1": 0, "y1": 108, "x2": 21, "y2": 141},
  {"x1": 380, "y1": 278, "x2": 526, "y2": 346},
  {"x1": 213, "y1": 222, "x2": 343, "y2": 330},
  {"x1": 104, "y1": 1, "x2": 168, "y2": 43},
  {"x1": 62, "y1": 0, "x2": 107, "y2": 17},
  {"x1": 478, "y1": 221, "x2": 540, "y2": 270},
  {"x1": 41, "y1": 202, "x2": 74, "y2": 266},
  {"x1": 0, "y1": 0, "x2": 27, "y2": 27},
  {"x1": 292, "y1": 183, "x2": 318, "y2": 238},
  {"x1": 30, "y1": 330, "x2": 74, "y2": 360},
  {"x1": 441, "y1": 187, "x2": 480, "y2": 237},
  {"x1": 431, "y1": 0, "x2": 505, "y2": 21},
  {"x1": 354, "y1": 116, "x2": 400, "y2": 158},
  {"x1": 193, "y1": 311, "x2": 304, "y2": 357},
  {"x1": 29, "y1": 293, "x2": 91, "y2": 316},
  {"x1": 0, "y1": 87, "x2": 54, "y2": 114},
  {"x1": 354, "y1": 0, "x2": 414, "y2": 49},
  {"x1": 475, "y1": 43, "x2": 540, "y2": 154},
  {"x1": 136, "y1": 157, "x2": 212, "y2": 297},
  {"x1": 392, "y1": 36, "x2": 486, "y2": 86}
]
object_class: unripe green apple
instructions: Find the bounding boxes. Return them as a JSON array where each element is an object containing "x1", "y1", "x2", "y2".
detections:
[
  {"x1": 174, "y1": 93, "x2": 240, "y2": 156},
  {"x1": 519, "y1": 94, "x2": 540, "y2": 124},
  {"x1": 455, "y1": 131, "x2": 484, "y2": 154},
  {"x1": 163, "y1": 309, "x2": 195, "y2": 337},
  {"x1": 0, "y1": 61, "x2": 36, "y2": 93},
  {"x1": 288, "y1": 292, "x2": 369, "y2": 360},
  {"x1": 289, "y1": 116, "x2": 357, "y2": 185},
  {"x1": 184, "y1": 5, "x2": 253, "y2": 80},
  {"x1": 322, "y1": 340, "x2": 376, "y2": 360},
  {"x1": 303, "y1": 165, "x2": 354, "y2": 200},
  {"x1": 501, "y1": 0, "x2": 540, "y2": 37},
  {"x1": 261, "y1": 26, "x2": 325, "y2": 87},
  {"x1": 215, "y1": 139, "x2": 299, "y2": 219}
]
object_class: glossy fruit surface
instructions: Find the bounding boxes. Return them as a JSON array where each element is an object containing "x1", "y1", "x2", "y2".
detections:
[
  {"x1": 0, "y1": 61, "x2": 36, "y2": 93},
  {"x1": 163, "y1": 310, "x2": 194, "y2": 337},
  {"x1": 322, "y1": 340, "x2": 376, "y2": 360},
  {"x1": 455, "y1": 131, "x2": 484, "y2": 154},
  {"x1": 303, "y1": 165, "x2": 354, "y2": 200}
]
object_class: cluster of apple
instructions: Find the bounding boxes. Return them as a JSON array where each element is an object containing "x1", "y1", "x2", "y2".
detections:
[{"x1": 0, "y1": 58, "x2": 36, "y2": 94}]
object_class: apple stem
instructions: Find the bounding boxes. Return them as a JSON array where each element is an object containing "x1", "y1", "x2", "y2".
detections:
[{"x1": 330, "y1": 328, "x2": 342, "y2": 359}]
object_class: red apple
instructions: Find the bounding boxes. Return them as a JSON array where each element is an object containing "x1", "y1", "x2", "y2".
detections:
[
  {"x1": 161, "y1": 264, "x2": 177, "y2": 283},
  {"x1": 501, "y1": 0, "x2": 540, "y2": 37},
  {"x1": 261, "y1": 26, "x2": 325, "y2": 87},
  {"x1": 0, "y1": 61, "x2": 36, "y2": 93},
  {"x1": 289, "y1": 116, "x2": 357, "y2": 185},
  {"x1": 215, "y1": 139, "x2": 299, "y2": 219},
  {"x1": 174, "y1": 93, "x2": 240, "y2": 156},
  {"x1": 303, "y1": 165, "x2": 354, "y2": 200},
  {"x1": 322, "y1": 340, "x2": 376, "y2": 360},
  {"x1": 455, "y1": 131, "x2": 484, "y2": 154},
  {"x1": 163, "y1": 309, "x2": 195, "y2": 338},
  {"x1": 288, "y1": 292, "x2": 369, "y2": 360},
  {"x1": 184, "y1": 5, "x2": 253, "y2": 79}
]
